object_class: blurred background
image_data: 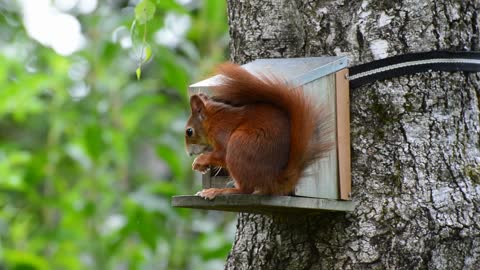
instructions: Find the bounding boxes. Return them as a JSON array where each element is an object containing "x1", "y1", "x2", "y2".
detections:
[{"x1": 0, "y1": 0, "x2": 234, "y2": 269}]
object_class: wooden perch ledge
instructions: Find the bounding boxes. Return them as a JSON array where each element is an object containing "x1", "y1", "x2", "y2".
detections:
[{"x1": 172, "y1": 195, "x2": 355, "y2": 215}]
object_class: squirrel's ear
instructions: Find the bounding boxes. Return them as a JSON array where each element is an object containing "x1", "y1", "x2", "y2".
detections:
[{"x1": 190, "y1": 95, "x2": 206, "y2": 119}]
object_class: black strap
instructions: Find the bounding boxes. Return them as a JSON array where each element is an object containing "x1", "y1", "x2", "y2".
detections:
[{"x1": 349, "y1": 51, "x2": 480, "y2": 89}]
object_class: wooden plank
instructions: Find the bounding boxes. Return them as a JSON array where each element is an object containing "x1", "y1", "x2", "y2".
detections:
[
  {"x1": 335, "y1": 69, "x2": 352, "y2": 200},
  {"x1": 201, "y1": 173, "x2": 211, "y2": 188},
  {"x1": 172, "y1": 195, "x2": 355, "y2": 214},
  {"x1": 202, "y1": 168, "x2": 230, "y2": 188},
  {"x1": 295, "y1": 74, "x2": 338, "y2": 199}
]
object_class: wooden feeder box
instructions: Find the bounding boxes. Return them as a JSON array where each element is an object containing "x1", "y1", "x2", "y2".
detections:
[{"x1": 172, "y1": 56, "x2": 354, "y2": 214}]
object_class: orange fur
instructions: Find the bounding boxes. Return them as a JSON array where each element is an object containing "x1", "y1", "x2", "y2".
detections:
[{"x1": 185, "y1": 63, "x2": 332, "y2": 199}]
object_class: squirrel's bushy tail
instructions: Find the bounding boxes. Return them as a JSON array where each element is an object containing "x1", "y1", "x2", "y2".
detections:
[{"x1": 213, "y1": 63, "x2": 333, "y2": 194}]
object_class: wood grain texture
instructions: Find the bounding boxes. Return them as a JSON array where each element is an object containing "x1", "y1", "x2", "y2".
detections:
[
  {"x1": 335, "y1": 69, "x2": 351, "y2": 200},
  {"x1": 172, "y1": 195, "x2": 355, "y2": 214},
  {"x1": 295, "y1": 74, "x2": 338, "y2": 199}
]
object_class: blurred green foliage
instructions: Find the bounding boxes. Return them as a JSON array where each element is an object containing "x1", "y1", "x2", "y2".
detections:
[{"x1": 0, "y1": 0, "x2": 234, "y2": 269}]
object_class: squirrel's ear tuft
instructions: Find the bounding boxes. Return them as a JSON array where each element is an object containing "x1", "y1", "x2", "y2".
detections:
[{"x1": 190, "y1": 95, "x2": 206, "y2": 119}]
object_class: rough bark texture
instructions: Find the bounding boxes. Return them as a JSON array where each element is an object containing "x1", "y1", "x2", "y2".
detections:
[{"x1": 225, "y1": 0, "x2": 480, "y2": 269}]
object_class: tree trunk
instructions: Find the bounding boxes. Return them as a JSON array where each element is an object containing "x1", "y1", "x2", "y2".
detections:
[{"x1": 225, "y1": 0, "x2": 480, "y2": 269}]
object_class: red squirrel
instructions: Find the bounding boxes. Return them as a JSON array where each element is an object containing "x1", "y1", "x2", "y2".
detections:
[{"x1": 185, "y1": 63, "x2": 332, "y2": 200}]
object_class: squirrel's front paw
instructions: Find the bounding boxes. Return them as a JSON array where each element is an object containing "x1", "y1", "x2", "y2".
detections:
[
  {"x1": 196, "y1": 188, "x2": 220, "y2": 200},
  {"x1": 192, "y1": 156, "x2": 210, "y2": 174}
]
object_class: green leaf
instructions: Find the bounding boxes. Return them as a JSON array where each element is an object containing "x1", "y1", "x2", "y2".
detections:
[
  {"x1": 152, "y1": 182, "x2": 178, "y2": 197},
  {"x1": 156, "y1": 144, "x2": 183, "y2": 179},
  {"x1": 4, "y1": 250, "x2": 49, "y2": 270},
  {"x1": 135, "y1": 0, "x2": 156, "y2": 24},
  {"x1": 155, "y1": 0, "x2": 186, "y2": 12},
  {"x1": 84, "y1": 125, "x2": 106, "y2": 161},
  {"x1": 0, "y1": 0, "x2": 231, "y2": 268},
  {"x1": 130, "y1": 19, "x2": 137, "y2": 37},
  {"x1": 143, "y1": 43, "x2": 152, "y2": 64},
  {"x1": 136, "y1": 67, "x2": 141, "y2": 80}
]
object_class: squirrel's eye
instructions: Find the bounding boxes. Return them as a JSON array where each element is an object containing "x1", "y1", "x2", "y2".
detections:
[{"x1": 186, "y1": 128, "x2": 194, "y2": 137}]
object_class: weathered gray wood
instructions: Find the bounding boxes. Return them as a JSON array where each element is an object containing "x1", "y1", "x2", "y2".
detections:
[
  {"x1": 202, "y1": 173, "x2": 229, "y2": 188},
  {"x1": 295, "y1": 73, "x2": 338, "y2": 199},
  {"x1": 189, "y1": 56, "x2": 348, "y2": 89},
  {"x1": 172, "y1": 195, "x2": 355, "y2": 214}
]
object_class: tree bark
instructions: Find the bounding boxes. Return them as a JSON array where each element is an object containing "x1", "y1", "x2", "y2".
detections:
[{"x1": 225, "y1": 0, "x2": 480, "y2": 269}]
